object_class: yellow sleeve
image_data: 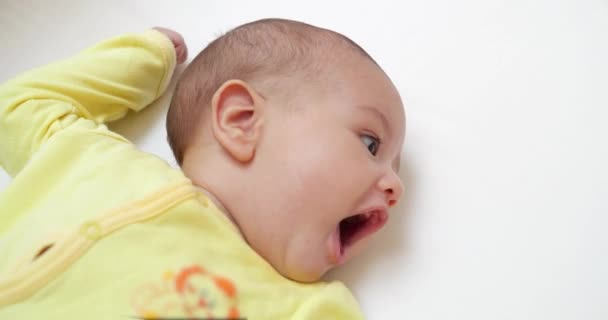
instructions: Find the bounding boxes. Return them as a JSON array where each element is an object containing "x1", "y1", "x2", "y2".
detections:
[
  {"x1": 0, "y1": 29, "x2": 176, "y2": 176},
  {"x1": 294, "y1": 282, "x2": 366, "y2": 320}
]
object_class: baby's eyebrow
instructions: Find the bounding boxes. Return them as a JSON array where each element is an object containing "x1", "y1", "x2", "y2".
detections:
[{"x1": 360, "y1": 105, "x2": 391, "y2": 137}]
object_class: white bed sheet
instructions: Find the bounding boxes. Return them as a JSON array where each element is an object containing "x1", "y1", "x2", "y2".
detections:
[{"x1": 1, "y1": 0, "x2": 607, "y2": 319}]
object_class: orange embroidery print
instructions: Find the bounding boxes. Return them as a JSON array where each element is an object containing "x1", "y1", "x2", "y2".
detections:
[{"x1": 131, "y1": 264, "x2": 241, "y2": 319}]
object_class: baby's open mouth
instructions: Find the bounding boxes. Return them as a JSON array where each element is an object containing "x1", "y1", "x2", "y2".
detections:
[{"x1": 335, "y1": 208, "x2": 388, "y2": 259}]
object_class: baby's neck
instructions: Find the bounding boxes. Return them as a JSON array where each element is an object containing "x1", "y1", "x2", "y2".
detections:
[{"x1": 196, "y1": 186, "x2": 243, "y2": 236}]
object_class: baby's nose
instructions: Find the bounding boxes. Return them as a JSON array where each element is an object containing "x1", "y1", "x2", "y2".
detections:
[{"x1": 379, "y1": 169, "x2": 403, "y2": 207}]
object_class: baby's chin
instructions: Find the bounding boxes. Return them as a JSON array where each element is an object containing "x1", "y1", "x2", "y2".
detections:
[
  {"x1": 281, "y1": 267, "x2": 329, "y2": 283},
  {"x1": 279, "y1": 240, "x2": 373, "y2": 282},
  {"x1": 275, "y1": 233, "x2": 368, "y2": 282},
  {"x1": 278, "y1": 251, "x2": 334, "y2": 283}
]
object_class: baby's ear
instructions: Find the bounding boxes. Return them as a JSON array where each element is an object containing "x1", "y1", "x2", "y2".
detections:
[{"x1": 211, "y1": 80, "x2": 264, "y2": 163}]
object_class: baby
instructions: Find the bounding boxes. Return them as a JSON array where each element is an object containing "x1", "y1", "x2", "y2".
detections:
[{"x1": 0, "y1": 18, "x2": 405, "y2": 319}]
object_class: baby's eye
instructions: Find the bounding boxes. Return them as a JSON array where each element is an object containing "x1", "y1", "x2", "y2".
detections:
[{"x1": 361, "y1": 134, "x2": 380, "y2": 156}]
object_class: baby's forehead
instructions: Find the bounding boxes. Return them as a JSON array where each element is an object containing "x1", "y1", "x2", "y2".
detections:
[
  {"x1": 331, "y1": 61, "x2": 405, "y2": 138},
  {"x1": 287, "y1": 66, "x2": 403, "y2": 136},
  {"x1": 314, "y1": 56, "x2": 400, "y2": 106}
]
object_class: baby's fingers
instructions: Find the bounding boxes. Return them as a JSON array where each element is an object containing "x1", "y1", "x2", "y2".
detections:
[{"x1": 153, "y1": 27, "x2": 188, "y2": 64}]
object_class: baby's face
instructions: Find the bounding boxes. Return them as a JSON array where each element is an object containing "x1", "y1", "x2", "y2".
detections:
[{"x1": 236, "y1": 56, "x2": 406, "y2": 281}]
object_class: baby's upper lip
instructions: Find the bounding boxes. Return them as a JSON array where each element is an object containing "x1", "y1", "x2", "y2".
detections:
[
  {"x1": 355, "y1": 205, "x2": 388, "y2": 218},
  {"x1": 355, "y1": 205, "x2": 389, "y2": 231},
  {"x1": 345, "y1": 205, "x2": 389, "y2": 227}
]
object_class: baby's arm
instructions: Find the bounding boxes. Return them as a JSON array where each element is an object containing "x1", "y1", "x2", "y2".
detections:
[{"x1": 0, "y1": 28, "x2": 185, "y2": 176}]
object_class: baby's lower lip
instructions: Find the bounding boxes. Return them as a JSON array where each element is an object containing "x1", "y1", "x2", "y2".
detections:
[{"x1": 327, "y1": 226, "x2": 345, "y2": 265}]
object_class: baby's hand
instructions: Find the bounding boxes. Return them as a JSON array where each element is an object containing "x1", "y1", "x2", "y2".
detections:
[{"x1": 153, "y1": 27, "x2": 188, "y2": 64}]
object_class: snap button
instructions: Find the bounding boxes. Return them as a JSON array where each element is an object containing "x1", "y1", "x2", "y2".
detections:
[{"x1": 80, "y1": 221, "x2": 103, "y2": 241}]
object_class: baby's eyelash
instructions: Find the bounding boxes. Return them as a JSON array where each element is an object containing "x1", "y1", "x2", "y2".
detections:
[{"x1": 361, "y1": 134, "x2": 381, "y2": 156}]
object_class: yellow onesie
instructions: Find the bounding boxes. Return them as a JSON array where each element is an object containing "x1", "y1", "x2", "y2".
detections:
[{"x1": 0, "y1": 30, "x2": 364, "y2": 320}]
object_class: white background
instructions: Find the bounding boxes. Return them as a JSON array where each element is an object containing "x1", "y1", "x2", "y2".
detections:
[{"x1": 1, "y1": 0, "x2": 607, "y2": 319}]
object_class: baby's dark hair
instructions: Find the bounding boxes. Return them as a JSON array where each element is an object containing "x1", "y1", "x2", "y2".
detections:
[{"x1": 167, "y1": 18, "x2": 376, "y2": 164}]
